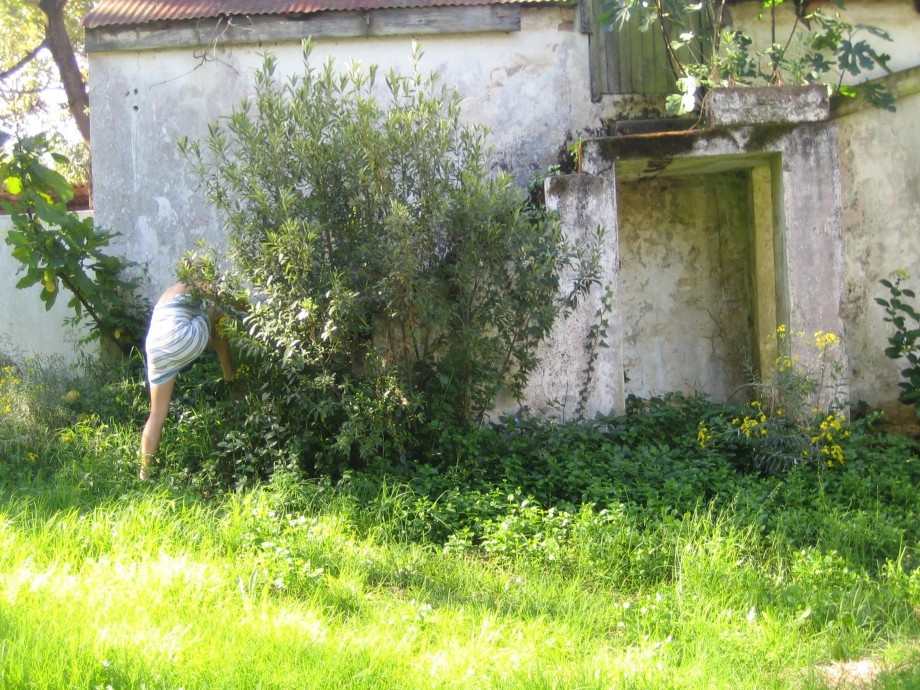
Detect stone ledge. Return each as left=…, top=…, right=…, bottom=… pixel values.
left=704, top=85, right=830, bottom=127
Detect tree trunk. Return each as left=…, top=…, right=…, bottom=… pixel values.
left=38, top=0, right=90, bottom=148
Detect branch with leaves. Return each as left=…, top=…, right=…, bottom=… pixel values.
left=600, top=0, right=895, bottom=114
left=1, top=135, right=149, bottom=355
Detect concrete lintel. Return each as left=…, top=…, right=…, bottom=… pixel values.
left=580, top=127, right=784, bottom=180
left=704, top=85, right=830, bottom=127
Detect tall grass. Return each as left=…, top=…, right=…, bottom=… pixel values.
left=1, top=354, right=920, bottom=688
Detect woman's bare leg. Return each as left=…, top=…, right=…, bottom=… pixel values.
left=140, top=376, right=176, bottom=479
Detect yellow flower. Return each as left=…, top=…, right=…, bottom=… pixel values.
left=814, top=331, right=839, bottom=350
left=697, top=427, right=712, bottom=448
left=26, top=452, right=37, bottom=462
left=3, top=405, right=11, bottom=414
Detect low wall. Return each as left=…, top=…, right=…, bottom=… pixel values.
left=0, top=214, right=99, bottom=363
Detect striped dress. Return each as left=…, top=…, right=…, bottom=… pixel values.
left=145, top=294, right=210, bottom=386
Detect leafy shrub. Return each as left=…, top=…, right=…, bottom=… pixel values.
left=876, top=271, right=920, bottom=407
left=179, top=42, right=598, bottom=482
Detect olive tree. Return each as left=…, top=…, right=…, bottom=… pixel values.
left=180, top=42, right=598, bottom=480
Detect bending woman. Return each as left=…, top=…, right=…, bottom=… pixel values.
left=140, top=282, right=236, bottom=479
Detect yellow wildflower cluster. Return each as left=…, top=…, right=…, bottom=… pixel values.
left=732, top=402, right=769, bottom=438
left=1, top=366, right=22, bottom=390
left=697, top=425, right=713, bottom=448
left=1, top=365, right=22, bottom=415
left=777, top=355, right=795, bottom=372
left=813, top=331, right=840, bottom=351
left=811, top=413, right=849, bottom=467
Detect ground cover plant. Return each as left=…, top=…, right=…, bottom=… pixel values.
left=2, top=350, right=920, bottom=689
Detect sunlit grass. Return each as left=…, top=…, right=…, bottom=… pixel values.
left=3, top=356, right=920, bottom=688
left=0, top=484, right=917, bottom=689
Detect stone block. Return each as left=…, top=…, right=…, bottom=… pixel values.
left=704, top=85, right=830, bottom=127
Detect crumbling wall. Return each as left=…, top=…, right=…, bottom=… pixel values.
left=837, top=90, right=920, bottom=407
left=617, top=172, right=754, bottom=401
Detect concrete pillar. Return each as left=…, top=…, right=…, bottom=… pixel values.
left=520, top=173, right=624, bottom=419
left=775, top=124, right=849, bottom=408
left=750, top=163, right=779, bottom=377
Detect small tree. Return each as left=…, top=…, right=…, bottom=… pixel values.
left=601, top=0, right=894, bottom=114
left=1, top=134, right=148, bottom=355
left=180, top=42, right=598, bottom=479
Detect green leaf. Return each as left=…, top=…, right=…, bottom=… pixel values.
left=3, top=230, right=28, bottom=248
left=31, top=164, right=73, bottom=203
left=3, top=176, right=23, bottom=195
left=837, top=85, right=857, bottom=99
left=34, top=202, right=72, bottom=228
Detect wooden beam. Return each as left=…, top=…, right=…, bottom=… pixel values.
left=830, top=64, right=920, bottom=118
left=86, top=5, right=521, bottom=53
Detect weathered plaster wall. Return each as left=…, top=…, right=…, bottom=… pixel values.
left=730, top=0, right=920, bottom=80
left=66, top=2, right=920, bottom=415
left=87, top=7, right=608, bottom=298
left=577, top=88, right=848, bottom=407
left=516, top=173, right=624, bottom=420
left=837, top=91, right=920, bottom=406
left=722, top=0, right=920, bottom=407
left=617, top=172, right=755, bottom=400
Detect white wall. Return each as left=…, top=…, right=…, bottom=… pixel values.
left=837, top=91, right=920, bottom=406
left=730, top=0, right=920, bottom=82
left=79, top=1, right=920, bottom=409
left=87, top=7, right=608, bottom=300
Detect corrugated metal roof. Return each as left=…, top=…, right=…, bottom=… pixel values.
left=83, top=0, right=552, bottom=30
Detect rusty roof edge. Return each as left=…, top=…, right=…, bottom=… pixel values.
left=83, top=0, right=571, bottom=30
left=85, top=4, right=551, bottom=52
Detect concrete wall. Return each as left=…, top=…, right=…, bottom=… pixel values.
left=518, top=173, right=624, bottom=420
left=87, top=6, right=608, bottom=299
left=730, top=0, right=920, bottom=81
left=837, top=90, right=920, bottom=406
left=573, top=87, right=849, bottom=411
left=617, top=172, right=755, bottom=401
left=10, top=0, right=911, bottom=412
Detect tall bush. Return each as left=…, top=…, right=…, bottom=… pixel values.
left=179, top=42, right=598, bottom=480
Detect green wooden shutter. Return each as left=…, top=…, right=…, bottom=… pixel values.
left=584, top=0, right=706, bottom=99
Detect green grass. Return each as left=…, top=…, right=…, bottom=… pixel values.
left=2, top=356, right=920, bottom=688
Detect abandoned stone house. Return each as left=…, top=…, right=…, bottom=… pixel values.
left=2, top=0, right=919, bottom=419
